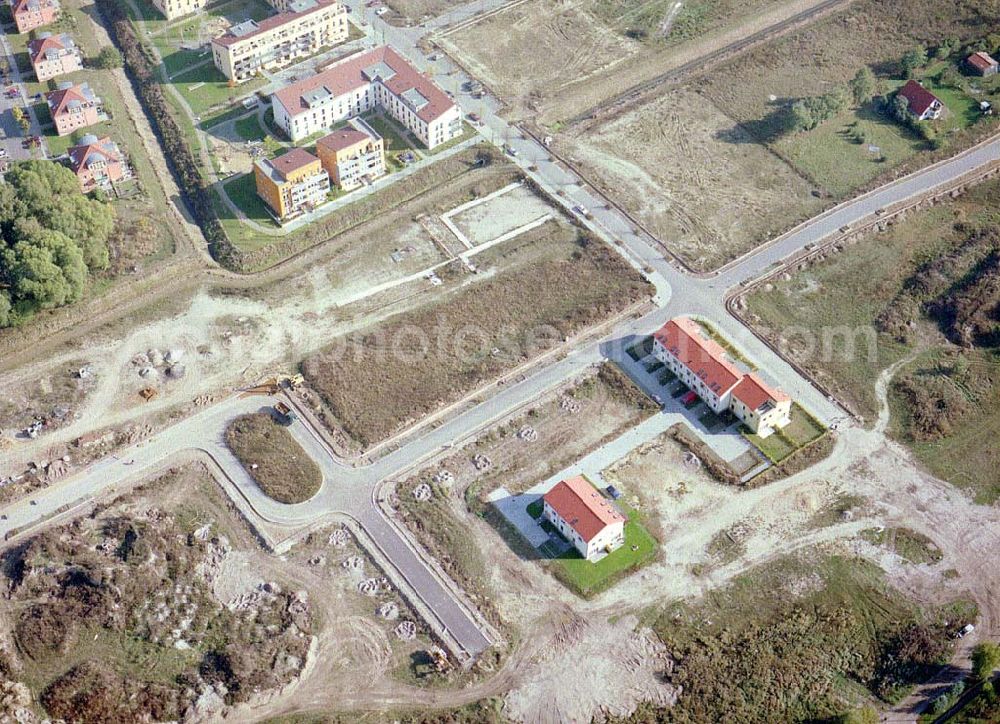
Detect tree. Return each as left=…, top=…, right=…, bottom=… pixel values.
left=850, top=67, right=877, bottom=106
left=10, top=105, right=29, bottom=134
left=3, top=161, right=115, bottom=271
left=1, top=227, right=86, bottom=311
left=0, top=292, right=10, bottom=327
left=838, top=706, right=878, bottom=724
left=973, top=642, right=1000, bottom=681
left=93, top=46, right=123, bottom=70
left=890, top=93, right=912, bottom=123
left=901, top=46, right=928, bottom=78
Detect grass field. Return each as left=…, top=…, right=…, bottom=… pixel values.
left=558, top=87, right=823, bottom=270
left=653, top=553, right=976, bottom=719
left=301, top=227, right=653, bottom=447
left=697, top=0, right=1000, bottom=198
left=745, top=176, right=1000, bottom=502
left=550, top=498, right=657, bottom=598
left=587, top=0, right=781, bottom=45
left=224, top=412, right=323, bottom=503
left=222, top=172, right=279, bottom=226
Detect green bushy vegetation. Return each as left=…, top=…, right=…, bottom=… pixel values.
left=0, top=162, right=115, bottom=327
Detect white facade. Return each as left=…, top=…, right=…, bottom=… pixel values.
left=653, top=337, right=737, bottom=414
left=542, top=500, right=625, bottom=561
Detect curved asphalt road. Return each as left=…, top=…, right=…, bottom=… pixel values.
left=3, top=0, right=1000, bottom=661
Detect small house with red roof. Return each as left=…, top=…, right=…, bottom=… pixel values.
left=653, top=316, right=794, bottom=437
left=967, top=51, right=999, bottom=77
left=45, top=81, right=104, bottom=136
left=543, top=476, right=625, bottom=561
left=28, top=32, right=82, bottom=82
left=67, top=134, right=131, bottom=193
left=11, top=0, right=59, bottom=34
left=898, top=80, right=944, bottom=121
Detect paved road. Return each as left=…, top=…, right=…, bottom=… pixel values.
left=0, top=28, right=47, bottom=160
left=4, top=0, right=1000, bottom=664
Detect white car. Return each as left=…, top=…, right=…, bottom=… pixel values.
left=375, top=6, right=388, bottom=14
left=572, top=205, right=590, bottom=217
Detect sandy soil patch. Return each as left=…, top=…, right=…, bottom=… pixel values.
left=441, top=0, right=640, bottom=116
left=557, top=88, right=823, bottom=270
left=448, top=184, right=555, bottom=246
left=503, top=611, right=676, bottom=723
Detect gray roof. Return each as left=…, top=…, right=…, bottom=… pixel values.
left=302, top=86, right=332, bottom=107
left=227, top=20, right=259, bottom=37
left=361, top=61, right=395, bottom=82
left=400, top=87, right=428, bottom=111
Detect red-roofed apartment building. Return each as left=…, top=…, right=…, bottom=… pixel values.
left=67, top=134, right=131, bottom=193
left=45, top=81, right=104, bottom=136
left=11, top=0, right=59, bottom=34
left=271, top=45, right=461, bottom=149
left=898, top=80, right=944, bottom=121
left=967, top=51, right=999, bottom=77
left=543, top=476, right=625, bottom=561
left=28, top=32, right=82, bottom=82
left=210, top=0, right=347, bottom=83
left=653, top=316, right=792, bottom=436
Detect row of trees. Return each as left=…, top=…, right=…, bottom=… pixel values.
left=784, top=67, right=878, bottom=134
left=93, top=0, right=233, bottom=266
left=0, top=162, right=115, bottom=327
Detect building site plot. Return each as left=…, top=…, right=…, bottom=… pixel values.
left=555, top=88, right=823, bottom=271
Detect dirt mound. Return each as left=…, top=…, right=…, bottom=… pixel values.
left=503, top=612, right=676, bottom=723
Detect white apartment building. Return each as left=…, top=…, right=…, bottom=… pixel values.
left=211, top=0, right=348, bottom=83
left=151, top=0, right=203, bottom=20
left=270, top=45, right=462, bottom=148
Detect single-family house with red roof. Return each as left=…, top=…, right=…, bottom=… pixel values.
left=898, top=79, right=944, bottom=121
left=46, top=81, right=104, bottom=136
left=967, top=51, right=999, bottom=77
left=67, top=134, right=131, bottom=192
left=11, top=0, right=59, bottom=34
left=543, top=476, right=625, bottom=561
left=28, top=32, right=82, bottom=82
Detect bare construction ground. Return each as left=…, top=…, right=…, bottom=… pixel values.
left=556, top=88, right=824, bottom=270
left=301, top=222, right=652, bottom=448
left=383, top=0, right=456, bottom=23
left=440, top=0, right=847, bottom=124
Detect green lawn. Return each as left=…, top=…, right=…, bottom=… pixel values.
left=550, top=496, right=658, bottom=598
left=233, top=113, right=266, bottom=141
left=168, top=63, right=264, bottom=118
left=776, top=105, right=924, bottom=197
left=743, top=403, right=826, bottom=464
left=221, top=172, right=276, bottom=226
left=363, top=112, right=416, bottom=172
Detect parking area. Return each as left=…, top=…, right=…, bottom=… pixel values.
left=0, top=32, right=46, bottom=162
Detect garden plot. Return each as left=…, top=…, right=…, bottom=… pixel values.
left=441, top=182, right=556, bottom=249
left=557, top=88, right=823, bottom=271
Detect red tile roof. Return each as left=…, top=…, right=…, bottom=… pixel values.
left=28, top=33, right=69, bottom=63
left=212, top=0, right=340, bottom=48
left=67, top=135, right=121, bottom=174
left=732, top=372, right=789, bottom=412
left=272, top=46, right=455, bottom=124
left=898, top=80, right=942, bottom=117
left=45, top=83, right=98, bottom=118
left=654, top=317, right=743, bottom=396
left=968, top=51, right=999, bottom=73
left=12, top=0, right=57, bottom=16
left=544, top=476, right=625, bottom=543
left=268, top=147, right=319, bottom=178
left=317, top=127, right=370, bottom=152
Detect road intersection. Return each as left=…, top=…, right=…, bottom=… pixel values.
left=3, top=0, right=1000, bottom=665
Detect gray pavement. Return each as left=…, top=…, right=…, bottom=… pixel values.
left=3, top=0, right=1000, bottom=663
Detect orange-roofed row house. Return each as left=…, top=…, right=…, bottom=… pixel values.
left=653, top=316, right=792, bottom=437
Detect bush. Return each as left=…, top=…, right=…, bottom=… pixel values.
left=973, top=641, right=1000, bottom=680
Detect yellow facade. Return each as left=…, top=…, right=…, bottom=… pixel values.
left=254, top=152, right=329, bottom=220
left=316, top=132, right=385, bottom=190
